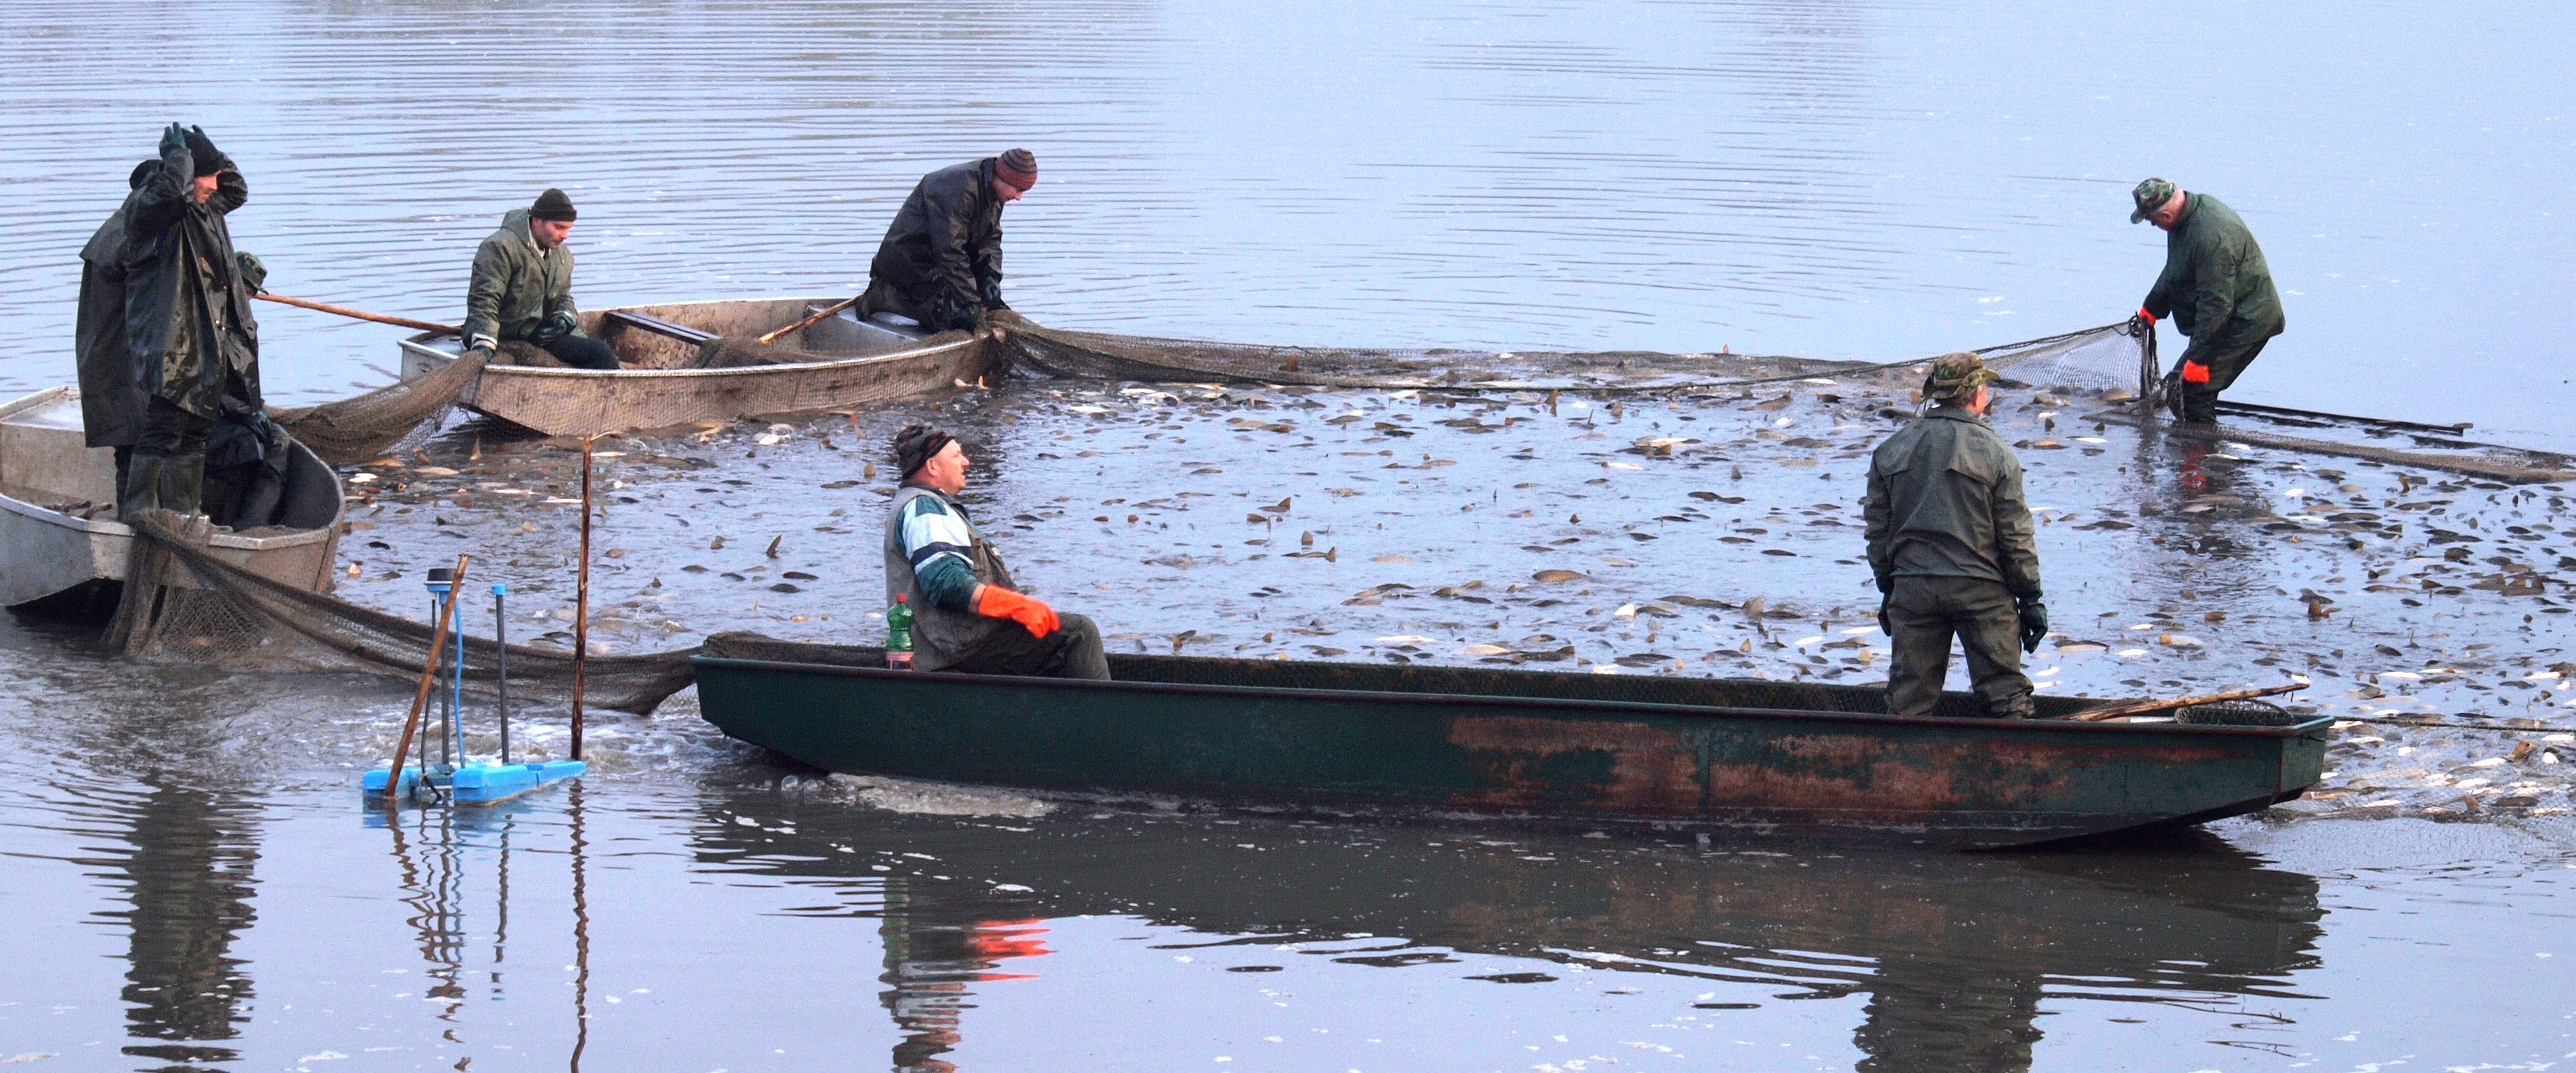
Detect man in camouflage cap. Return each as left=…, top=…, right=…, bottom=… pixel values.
left=2127, top=178, right=2285, bottom=424
left=1862, top=352, right=2046, bottom=719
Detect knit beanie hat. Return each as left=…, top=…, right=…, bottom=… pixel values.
left=530, top=187, right=579, bottom=222
left=995, top=148, right=1037, bottom=190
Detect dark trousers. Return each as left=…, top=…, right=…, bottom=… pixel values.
left=1885, top=575, right=2033, bottom=719
left=942, top=611, right=1111, bottom=680
left=136, top=396, right=213, bottom=455
left=541, top=334, right=621, bottom=370
left=2177, top=337, right=2269, bottom=423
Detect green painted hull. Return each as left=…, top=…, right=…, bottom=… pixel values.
left=692, top=634, right=2326, bottom=847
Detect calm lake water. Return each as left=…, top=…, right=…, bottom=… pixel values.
left=4, top=2, right=2575, bottom=1071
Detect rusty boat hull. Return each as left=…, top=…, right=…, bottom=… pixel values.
left=691, top=635, right=2327, bottom=848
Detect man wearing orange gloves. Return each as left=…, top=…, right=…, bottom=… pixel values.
left=881, top=424, right=1109, bottom=679
left=2127, top=177, right=2285, bottom=425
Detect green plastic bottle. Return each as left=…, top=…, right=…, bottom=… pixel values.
left=885, top=594, right=915, bottom=670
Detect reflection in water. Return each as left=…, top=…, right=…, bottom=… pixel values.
left=702, top=807, right=2321, bottom=1073
left=376, top=790, right=595, bottom=1072
left=105, top=778, right=261, bottom=1072
left=875, top=879, right=1052, bottom=1073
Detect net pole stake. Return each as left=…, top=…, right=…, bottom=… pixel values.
left=493, top=583, right=510, bottom=766
left=572, top=437, right=593, bottom=761
left=384, top=554, right=472, bottom=809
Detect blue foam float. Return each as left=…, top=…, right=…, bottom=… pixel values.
left=363, top=760, right=586, bottom=805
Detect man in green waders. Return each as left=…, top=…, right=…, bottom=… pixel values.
left=882, top=424, right=1108, bottom=679
left=2128, top=178, right=2285, bottom=425
left=1863, top=352, right=2046, bottom=719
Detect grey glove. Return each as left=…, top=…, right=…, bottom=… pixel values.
left=159, top=122, right=187, bottom=157
left=528, top=310, right=577, bottom=346
left=1877, top=594, right=1893, bottom=640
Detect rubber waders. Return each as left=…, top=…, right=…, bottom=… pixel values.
left=120, top=454, right=168, bottom=519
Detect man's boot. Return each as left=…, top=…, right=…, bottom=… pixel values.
left=162, top=453, right=208, bottom=517
left=119, top=453, right=168, bottom=519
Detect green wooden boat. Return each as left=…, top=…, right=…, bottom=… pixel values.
left=692, top=633, right=2328, bottom=848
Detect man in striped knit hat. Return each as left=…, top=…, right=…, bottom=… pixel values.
left=859, top=149, right=1037, bottom=333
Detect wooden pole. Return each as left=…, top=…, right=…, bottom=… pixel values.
left=756, top=296, right=859, bottom=345
left=384, top=554, right=472, bottom=806
left=255, top=292, right=459, bottom=335
left=571, top=437, right=593, bottom=761
left=2066, top=682, right=2307, bottom=723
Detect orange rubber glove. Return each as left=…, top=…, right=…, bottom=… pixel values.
left=2180, top=359, right=2210, bottom=384
left=973, top=585, right=1059, bottom=638
left=2135, top=306, right=2156, bottom=326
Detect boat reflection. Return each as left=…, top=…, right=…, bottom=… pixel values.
left=693, top=804, right=2321, bottom=1073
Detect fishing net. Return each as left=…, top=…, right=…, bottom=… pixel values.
left=994, top=318, right=2157, bottom=399
left=269, top=348, right=488, bottom=465
left=105, top=512, right=698, bottom=714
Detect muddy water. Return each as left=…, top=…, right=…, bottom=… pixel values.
left=7, top=1, right=2576, bottom=1070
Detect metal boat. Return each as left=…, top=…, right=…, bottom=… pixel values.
left=0, top=387, right=345, bottom=615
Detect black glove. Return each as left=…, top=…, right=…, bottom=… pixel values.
left=1877, top=594, right=1893, bottom=640
left=529, top=310, right=577, bottom=345
left=159, top=122, right=187, bottom=157
left=2016, top=596, right=2049, bottom=654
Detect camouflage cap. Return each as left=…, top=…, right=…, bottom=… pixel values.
left=1923, top=351, right=1999, bottom=401
left=2129, top=177, right=2177, bottom=224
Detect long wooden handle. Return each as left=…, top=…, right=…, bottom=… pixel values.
left=2067, top=682, right=2306, bottom=722
left=384, top=554, right=472, bottom=806
left=757, top=296, right=858, bottom=345
left=257, top=292, right=459, bottom=335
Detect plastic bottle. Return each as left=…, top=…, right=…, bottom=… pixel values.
left=886, top=594, right=915, bottom=670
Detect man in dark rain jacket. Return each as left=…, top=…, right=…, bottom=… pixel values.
left=116, top=123, right=264, bottom=518
left=858, top=149, right=1036, bottom=333
left=1863, top=352, right=2046, bottom=720
left=2128, top=178, right=2285, bottom=425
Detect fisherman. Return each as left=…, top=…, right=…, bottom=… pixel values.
left=76, top=158, right=162, bottom=496
left=113, top=124, right=266, bottom=518
left=460, top=189, right=621, bottom=370
left=857, top=149, right=1036, bottom=333
left=884, top=423, right=1109, bottom=679
left=1862, top=352, right=2047, bottom=719
left=2127, top=178, right=2285, bottom=425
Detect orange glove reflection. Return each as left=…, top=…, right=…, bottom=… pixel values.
left=973, top=585, right=1059, bottom=638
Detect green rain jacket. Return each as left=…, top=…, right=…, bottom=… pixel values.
left=120, top=143, right=259, bottom=421
left=1863, top=406, right=2043, bottom=598
left=2141, top=193, right=2285, bottom=357
left=462, top=207, right=578, bottom=352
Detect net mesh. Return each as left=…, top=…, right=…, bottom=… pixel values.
left=268, top=348, right=488, bottom=466
left=994, top=318, right=2156, bottom=398
left=107, top=512, right=698, bottom=714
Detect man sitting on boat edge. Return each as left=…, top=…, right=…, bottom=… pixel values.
left=459, top=188, right=623, bottom=371
left=883, top=423, right=1109, bottom=679
left=857, top=149, right=1034, bottom=334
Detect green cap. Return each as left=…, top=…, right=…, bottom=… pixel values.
left=1924, top=351, right=1999, bottom=401
left=2129, top=177, right=2177, bottom=224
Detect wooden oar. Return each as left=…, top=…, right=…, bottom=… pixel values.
left=256, top=292, right=458, bottom=335
left=757, top=296, right=858, bottom=345
left=2065, top=682, right=2306, bottom=722
left=383, top=554, right=472, bottom=807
